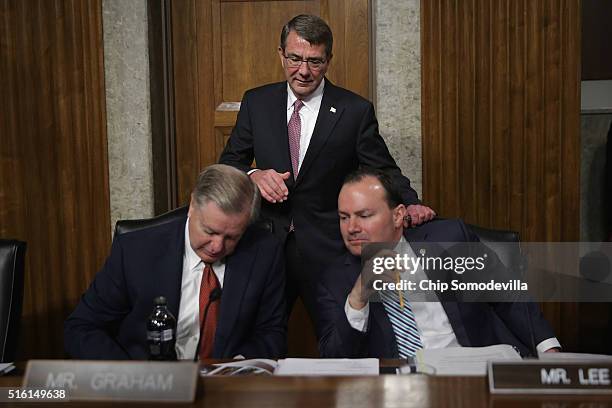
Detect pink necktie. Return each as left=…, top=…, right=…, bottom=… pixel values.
left=288, top=99, right=304, bottom=179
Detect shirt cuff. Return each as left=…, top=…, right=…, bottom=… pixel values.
left=536, top=337, right=562, bottom=353
left=247, top=168, right=259, bottom=175
left=344, top=296, right=369, bottom=332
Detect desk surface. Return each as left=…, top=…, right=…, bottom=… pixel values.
left=2, top=365, right=612, bottom=407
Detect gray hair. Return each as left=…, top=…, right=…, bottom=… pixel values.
left=280, top=14, right=333, bottom=58
left=192, top=164, right=260, bottom=223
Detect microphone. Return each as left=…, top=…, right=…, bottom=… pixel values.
left=193, top=287, right=222, bottom=361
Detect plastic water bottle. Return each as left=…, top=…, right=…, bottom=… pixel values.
left=146, top=296, right=177, bottom=360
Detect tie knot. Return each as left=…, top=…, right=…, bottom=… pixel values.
left=293, top=99, right=304, bottom=113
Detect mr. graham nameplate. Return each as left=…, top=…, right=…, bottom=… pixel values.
left=488, top=361, right=612, bottom=394
left=24, top=360, right=198, bottom=402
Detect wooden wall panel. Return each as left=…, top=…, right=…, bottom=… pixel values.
left=0, top=0, right=110, bottom=358
left=422, top=0, right=581, bottom=349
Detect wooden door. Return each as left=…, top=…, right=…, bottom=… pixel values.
left=169, top=0, right=371, bottom=356
left=170, top=0, right=371, bottom=204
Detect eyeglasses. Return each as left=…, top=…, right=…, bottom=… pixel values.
left=283, top=53, right=327, bottom=70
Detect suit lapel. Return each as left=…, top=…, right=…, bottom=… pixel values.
left=212, top=240, right=256, bottom=356
left=439, top=302, right=471, bottom=346
left=154, top=218, right=186, bottom=319
left=295, top=80, right=343, bottom=186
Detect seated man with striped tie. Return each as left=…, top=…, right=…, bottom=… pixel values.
left=65, top=164, right=286, bottom=360
left=315, top=168, right=560, bottom=358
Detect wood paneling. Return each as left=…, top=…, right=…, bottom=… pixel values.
left=171, top=0, right=371, bottom=204
left=422, top=0, right=581, bottom=349
left=0, top=0, right=110, bottom=358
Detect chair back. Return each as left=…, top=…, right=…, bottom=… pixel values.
left=466, top=224, right=521, bottom=270
left=114, top=206, right=189, bottom=236
left=0, top=239, right=26, bottom=362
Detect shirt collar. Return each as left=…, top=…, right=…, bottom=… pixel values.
left=184, top=217, right=202, bottom=272
left=286, top=78, right=325, bottom=113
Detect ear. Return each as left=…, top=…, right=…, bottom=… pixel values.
left=187, top=194, right=195, bottom=218
left=392, top=204, right=407, bottom=229
left=278, top=47, right=286, bottom=66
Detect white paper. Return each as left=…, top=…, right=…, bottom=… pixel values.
left=414, top=345, right=522, bottom=376
left=274, top=358, right=379, bottom=376
left=203, top=359, right=278, bottom=376
left=0, top=362, right=15, bottom=375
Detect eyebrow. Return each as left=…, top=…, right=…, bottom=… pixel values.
left=286, top=52, right=325, bottom=60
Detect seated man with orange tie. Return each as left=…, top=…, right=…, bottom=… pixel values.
left=65, top=164, right=286, bottom=360
left=316, top=168, right=560, bottom=358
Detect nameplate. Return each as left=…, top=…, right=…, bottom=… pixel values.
left=488, top=361, right=612, bottom=394
left=23, top=360, right=198, bottom=402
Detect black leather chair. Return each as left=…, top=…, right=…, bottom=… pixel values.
left=115, top=205, right=274, bottom=237
left=114, top=206, right=189, bottom=236
left=0, top=239, right=26, bottom=362
left=466, top=223, right=521, bottom=270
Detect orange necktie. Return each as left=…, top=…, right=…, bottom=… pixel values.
left=198, top=263, right=220, bottom=360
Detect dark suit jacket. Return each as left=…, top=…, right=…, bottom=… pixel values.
left=219, top=80, right=419, bottom=270
left=316, top=219, right=556, bottom=358
left=64, top=217, right=286, bottom=360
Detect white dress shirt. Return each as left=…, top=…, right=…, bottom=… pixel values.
left=175, top=218, right=226, bottom=360
left=285, top=79, right=325, bottom=172
left=345, top=237, right=561, bottom=353
left=248, top=79, right=325, bottom=176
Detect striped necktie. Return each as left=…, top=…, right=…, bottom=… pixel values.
left=288, top=99, right=304, bottom=179
left=380, top=288, right=423, bottom=358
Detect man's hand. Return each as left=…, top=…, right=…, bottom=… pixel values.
left=405, top=204, right=436, bottom=227
left=348, top=249, right=399, bottom=310
left=249, top=169, right=291, bottom=203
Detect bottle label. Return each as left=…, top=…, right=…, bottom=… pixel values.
left=160, top=329, right=174, bottom=341
left=147, top=329, right=174, bottom=342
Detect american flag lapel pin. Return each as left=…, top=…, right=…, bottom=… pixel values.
left=330, top=107, right=336, bottom=113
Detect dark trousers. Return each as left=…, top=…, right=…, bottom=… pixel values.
left=284, top=232, right=319, bottom=328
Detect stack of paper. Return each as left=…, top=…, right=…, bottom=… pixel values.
left=0, top=362, right=15, bottom=375
left=201, top=358, right=379, bottom=376
left=401, top=345, right=522, bottom=376
left=274, top=358, right=379, bottom=376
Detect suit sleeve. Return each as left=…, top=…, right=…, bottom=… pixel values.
left=234, top=239, right=287, bottom=358
left=218, top=92, right=255, bottom=172
left=316, top=277, right=369, bottom=358
left=64, top=237, right=132, bottom=359
left=355, top=102, right=419, bottom=205
left=456, top=220, right=556, bottom=355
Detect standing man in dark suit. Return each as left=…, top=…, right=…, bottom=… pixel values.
left=316, top=168, right=560, bottom=358
left=65, top=164, right=286, bottom=360
left=219, top=14, right=435, bottom=324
